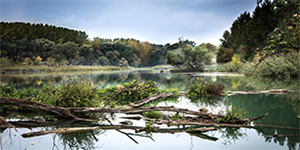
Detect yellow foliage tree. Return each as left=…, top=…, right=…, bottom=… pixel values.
left=231, top=54, right=241, bottom=68
left=35, top=56, right=42, bottom=65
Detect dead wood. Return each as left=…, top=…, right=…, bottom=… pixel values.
left=187, top=132, right=218, bottom=141
left=68, top=106, right=225, bottom=119
left=146, top=118, right=256, bottom=128
left=186, top=127, right=217, bottom=133
left=265, top=134, right=300, bottom=138
left=22, top=126, right=103, bottom=138
left=227, top=89, right=294, bottom=95
left=21, top=125, right=184, bottom=138
left=0, top=97, right=82, bottom=120
left=6, top=119, right=83, bottom=129
left=119, top=116, right=143, bottom=120
left=129, top=93, right=176, bottom=108
left=0, top=116, right=17, bottom=131
left=242, top=113, right=269, bottom=122
left=1, top=97, right=269, bottom=127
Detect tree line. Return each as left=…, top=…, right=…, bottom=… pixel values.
left=0, top=22, right=217, bottom=67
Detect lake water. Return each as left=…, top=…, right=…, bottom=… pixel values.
left=1, top=69, right=299, bottom=150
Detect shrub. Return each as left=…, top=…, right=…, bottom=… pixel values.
left=0, top=58, right=12, bottom=67
left=246, top=51, right=300, bottom=78
left=216, top=54, right=243, bottom=72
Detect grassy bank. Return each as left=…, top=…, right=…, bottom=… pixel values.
left=0, top=65, right=130, bottom=74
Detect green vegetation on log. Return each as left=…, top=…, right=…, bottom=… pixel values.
left=0, top=79, right=180, bottom=108
left=0, top=78, right=225, bottom=108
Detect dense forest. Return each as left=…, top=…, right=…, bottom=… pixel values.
left=0, top=22, right=216, bottom=67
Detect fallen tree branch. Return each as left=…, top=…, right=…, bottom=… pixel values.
left=0, top=116, right=17, bottom=131
left=187, top=132, right=218, bottom=141
left=129, top=93, right=176, bottom=108
left=265, top=134, right=300, bottom=138
left=68, top=106, right=225, bottom=119
left=227, top=89, right=294, bottom=95
left=242, top=113, right=269, bottom=122
left=0, top=97, right=82, bottom=120
left=21, top=125, right=184, bottom=138
left=22, top=126, right=102, bottom=138
left=1, top=97, right=269, bottom=127
left=146, top=117, right=257, bottom=128
left=186, top=127, right=217, bottom=133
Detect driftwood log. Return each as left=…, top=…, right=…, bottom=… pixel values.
left=186, top=127, right=217, bottom=133
left=227, top=89, right=294, bottom=95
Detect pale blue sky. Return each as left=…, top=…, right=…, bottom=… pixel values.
left=0, top=0, right=257, bottom=45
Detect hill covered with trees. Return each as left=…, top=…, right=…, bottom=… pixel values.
left=0, top=22, right=216, bottom=68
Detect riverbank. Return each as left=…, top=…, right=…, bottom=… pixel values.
left=0, top=65, right=130, bottom=74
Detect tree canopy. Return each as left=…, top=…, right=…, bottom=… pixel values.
left=217, top=0, right=299, bottom=63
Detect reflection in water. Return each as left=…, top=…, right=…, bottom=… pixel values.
left=219, top=128, right=247, bottom=146
left=57, top=130, right=104, bottom=150
left=229, top=94, right=300, bottom=149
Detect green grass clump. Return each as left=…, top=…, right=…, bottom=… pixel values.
left=187, top=77, right=224, bottom=97
left=50, top=79, right=103, bottom=107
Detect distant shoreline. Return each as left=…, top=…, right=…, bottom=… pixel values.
left=0, top=65, right=130, bottom=74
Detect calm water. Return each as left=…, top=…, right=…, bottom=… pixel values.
left=1, top=70, right=299, bottom=150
